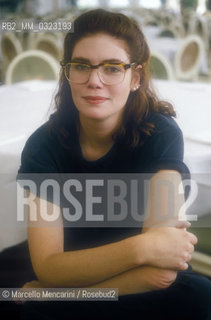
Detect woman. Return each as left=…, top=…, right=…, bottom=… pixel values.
left=18, top=9, right=211, bottom=320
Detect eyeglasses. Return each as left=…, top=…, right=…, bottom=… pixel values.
left=60, top=61, right=138, bottom=85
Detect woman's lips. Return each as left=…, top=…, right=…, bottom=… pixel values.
left=83, top=96, right=109, bottom=104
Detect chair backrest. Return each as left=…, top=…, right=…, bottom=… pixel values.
left=174, top=35, right=204, bottom=81
left=5, top=49, right=60, bottom=85
left=149, top=51, right=174, bottom=80
left=1, top=32, right=23, bottom=65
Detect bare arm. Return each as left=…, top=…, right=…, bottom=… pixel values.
left=32, top=232, right=143, bottom=288
left=24, top=265, right=177, bottom=296
left=27, top=196, right=145, bottom=287
left=87, top=266, right=177, bottom=295
left=141, top=170, right=197, bottom=270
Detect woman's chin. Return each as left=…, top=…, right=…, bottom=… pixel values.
left=80, top=110, right=111, bottom=121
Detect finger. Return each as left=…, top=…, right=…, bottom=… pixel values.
left=175, top=220, right=191, bottom=229
left=188, top=243, right=195, bottom=254
left=189, top=233, right=198, bottom=245
left=185, top=253, right=192, bottom=262
left=181, top=262, right=189, bottom=271
left=22, top=282, right=30, bottom=288
left=24, top=280, right=42, bottom=288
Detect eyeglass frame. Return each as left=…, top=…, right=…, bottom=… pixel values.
left=60, top=60, right=140, bottom=85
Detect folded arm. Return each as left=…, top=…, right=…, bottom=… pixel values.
left=26, top=170, right=197, bottom=290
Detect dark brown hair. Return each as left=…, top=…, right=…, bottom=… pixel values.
left=52, top=9, right=176, bottom=148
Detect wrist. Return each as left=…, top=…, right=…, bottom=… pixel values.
left=127, top=233, right=149, bottom=267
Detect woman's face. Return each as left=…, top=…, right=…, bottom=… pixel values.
left=69, top=33, right=140, bottom=124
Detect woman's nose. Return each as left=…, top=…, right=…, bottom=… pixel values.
left=87, top=69, right=103, bottom=87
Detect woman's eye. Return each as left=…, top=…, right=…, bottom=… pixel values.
left=74, top=64, right=89, bottom=71
left=104, top=65, right=122, bottom=73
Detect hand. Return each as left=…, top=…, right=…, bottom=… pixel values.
left=14, top=280, right=44, bottom=304
left=22, top=280, right=44, bottom=288
left=140, top=221, right=197, bottom=270
left=141, top=266, right=178, bottom=290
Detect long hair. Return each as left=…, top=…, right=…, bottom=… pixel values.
left=51, top=9, right=176, bottom=148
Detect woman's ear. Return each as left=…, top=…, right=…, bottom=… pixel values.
left=130, top=64, right=142, bottom=92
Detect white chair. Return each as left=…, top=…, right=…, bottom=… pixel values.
left=5, top=49, right=60, bottom=85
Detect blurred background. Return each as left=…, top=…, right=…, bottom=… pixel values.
left=0, top=0, right=211, bottom=84
left=0, top=0, right=211, bottom=279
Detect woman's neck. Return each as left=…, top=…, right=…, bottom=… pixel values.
left=79, top=116, right=121, bottom=160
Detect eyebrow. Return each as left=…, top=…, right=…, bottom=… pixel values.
left=71, top=57, right=126, bottom=64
